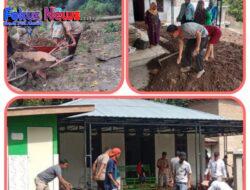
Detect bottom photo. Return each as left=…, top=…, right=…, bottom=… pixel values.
left=6, top=98, right=244, bottom=190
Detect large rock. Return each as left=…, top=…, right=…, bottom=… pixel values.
left=129, top=25, right=149, bottom=48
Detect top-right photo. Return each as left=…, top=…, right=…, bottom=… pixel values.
left=128, top=0, right=243, bottom=92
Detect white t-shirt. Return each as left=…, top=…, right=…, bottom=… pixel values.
left=95, top=153, right=110, bottom=181
left=208, top=181, right=232, bottom=190
left=171, top=157, right=179, bottom=172
left=207, top=159, right=227, bottom=179
left=174, top=161, right=192, bottom=183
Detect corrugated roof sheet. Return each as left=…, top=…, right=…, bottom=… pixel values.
left=63, top=99, right=225, bottom=120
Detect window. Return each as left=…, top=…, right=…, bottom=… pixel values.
left=157, top=0, right=164, bottom=12
left=175, top=134, right=188, bottom=155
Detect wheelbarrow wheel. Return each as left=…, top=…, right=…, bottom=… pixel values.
left=8, top=67, right=28, bottom=87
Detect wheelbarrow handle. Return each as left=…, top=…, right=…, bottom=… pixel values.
left=48, top=55, right=74, bottom=68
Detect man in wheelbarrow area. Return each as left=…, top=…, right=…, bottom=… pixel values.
left=166, top=22, right=208, bottom=79
left=35, top=159, right=72, bottom=190
left=51, top=20, right=83, bottom=61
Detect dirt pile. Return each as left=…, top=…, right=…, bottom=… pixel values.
left=144, top=28, right=243, bottom=92
left=30, top=38, right=56, bottom=47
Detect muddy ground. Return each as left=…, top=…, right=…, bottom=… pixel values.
left=134, top=22, right=243, bottom=92
left=14, top=21, right=121, bottom=92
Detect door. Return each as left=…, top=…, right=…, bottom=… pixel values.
left=133, top=0, right=145, bottom=21
left=125, top=132, right=155, bottom=177
left=28, top=127, right=54, bottom=190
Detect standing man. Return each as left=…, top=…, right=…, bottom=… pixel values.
left=157, top=152, right=169, bottom=190
left=93, top=149, right=111, bottom=190
left=173, top=152, right=192, bottom=190
left=177, top=0, right=195, bottom=24
left=35, top=159, right=72, bottom=190
left=104, top=148, right=122, bottom=190
left=166, top=22, right=208, bottom=78
left=205, top=152, right=227, bottom=183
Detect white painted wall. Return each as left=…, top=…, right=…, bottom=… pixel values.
left=27, top=127, right=53, bottom=190
left=154, top=134, right=175, bottom=178
left=130, top=0, right=227, bottom=24
left=129, top=0, right=135, bottom=23
left=9, top=156, right=29, bottom=190
left=60, top=133, right=85, bottom=189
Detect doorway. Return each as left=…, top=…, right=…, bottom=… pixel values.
left=133, top=0, right=145, bottom=21
left=125, top=131, right=155, bottom=176
left=28, top=127, right=53, bottom=190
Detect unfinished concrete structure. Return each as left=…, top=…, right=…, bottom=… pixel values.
left=189, top=99, right=243, bottom=178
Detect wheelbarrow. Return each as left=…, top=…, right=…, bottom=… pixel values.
left=8, top=51, right=73, bottom=87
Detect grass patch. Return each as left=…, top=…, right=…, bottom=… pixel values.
left=104, top=22, right=121, bottom=33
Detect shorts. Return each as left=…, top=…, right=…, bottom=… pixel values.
left=34, top=177, right=49, bottom=190
left=209, top=29, right=222, bottom=44
left=158, top=174, right=168, bottom=187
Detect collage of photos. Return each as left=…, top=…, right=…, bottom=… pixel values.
left=3, top=0, right=245, bottom=190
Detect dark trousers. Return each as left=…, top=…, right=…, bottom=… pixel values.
left=96, top=180, right=105, bottom=190
left=182, top=37, right=208, bottom=72
left=68, top=33, right=81, bottom=55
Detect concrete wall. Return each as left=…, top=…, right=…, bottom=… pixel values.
left=155, top=134, right=175, bottom=178
left=129, top=0, right=135, bottom=23
left=187, top=134, right=206, bottom=184
left=102, top=133, right=126, bottom=167
left=188, top=100, right=243, bottom=177
left=60, top=133, right=85, bottom=189
left=155, top=134, right=205, bottom=184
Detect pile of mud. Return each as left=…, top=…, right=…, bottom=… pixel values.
left=144, top=26, right=243, bottom=92
left=31, top=38, right=56, bottom=47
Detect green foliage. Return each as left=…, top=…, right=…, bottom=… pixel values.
left=10, top=99, right=72, bottom=107
left=153, top=99, right=190, bottom=107
left=224, top=0, right=243, bottom=22
left=79, top=0, right=121, bottom=16
left=104, top=22, right=121, bottom=33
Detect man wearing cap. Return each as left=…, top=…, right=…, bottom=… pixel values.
left=93, top=149, right=112, bottom=190
left=205, top=152, right=227, bottom=183
left=173, top=152, right=192, bottom=190
left=166, top=22, right=208, bottom=78
left=104, top=148, right=121, bottom=190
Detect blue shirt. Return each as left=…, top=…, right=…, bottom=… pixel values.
left=104, top=159, right=120, bottom=190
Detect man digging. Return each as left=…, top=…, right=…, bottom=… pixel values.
left=35, top=159, right=72, bottom=190
left=167, top=22, right=208, bottom=78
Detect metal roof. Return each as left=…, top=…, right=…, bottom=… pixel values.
left=63, top=99, right=225, bottom=121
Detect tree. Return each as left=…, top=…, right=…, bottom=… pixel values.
left=152, top=99, right=190, bottom=107
left=224, top=0, right=243, bottom=22
left=10, top=99, right=72, bottom=107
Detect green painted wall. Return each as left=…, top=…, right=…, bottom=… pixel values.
left=8, top=115, right=58, bottom=155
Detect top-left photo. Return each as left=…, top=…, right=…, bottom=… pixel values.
left=5, top=0, right=122, bottom=92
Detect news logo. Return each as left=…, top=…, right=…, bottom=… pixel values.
left=3, top=7, right=81, bottom=26
left=4, top=7, right=42, bottom=26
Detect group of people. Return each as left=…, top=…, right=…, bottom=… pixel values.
left=92, top=148, right=122, bottom=190
left=153, top=151, right=232, bottom=190
left=155, top=151, right=192, bottom=190
left=34, top=148, right=122, bottom=190
left=34, top=149, right=232, bottom=190
left=145, top=0, right=222, bottom=79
